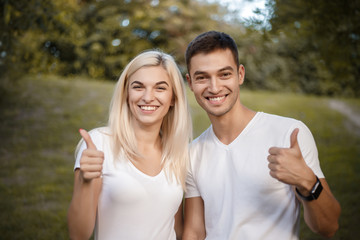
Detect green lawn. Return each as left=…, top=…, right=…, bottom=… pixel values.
left=1, top=75, right=359, bottom=239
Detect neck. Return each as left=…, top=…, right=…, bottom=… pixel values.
left=132, top=120, right=162, bottom=153
left=209, top=101, right=256, bottom=145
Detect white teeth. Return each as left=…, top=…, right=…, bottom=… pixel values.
left=209, top=96, right=225, bottom=102
left=141, top=106, right=157, bottom=111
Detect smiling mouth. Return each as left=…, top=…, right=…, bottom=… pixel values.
left=206, top=95, right=227, bottom=103
left=139, top=105, right=158, bottom=111
left=208, top=96, right=225, bottom=101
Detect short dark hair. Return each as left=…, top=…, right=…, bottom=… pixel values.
left=185, top=31, right=239, bottom=72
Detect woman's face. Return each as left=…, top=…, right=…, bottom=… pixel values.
left=127, top=65, right=174, bottom=128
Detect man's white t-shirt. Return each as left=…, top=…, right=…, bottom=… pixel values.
left=185, top=112, right=324, bottom=240
left=75, top=127, right=183, bottom=240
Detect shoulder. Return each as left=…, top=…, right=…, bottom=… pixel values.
left=262, top=112, right=311, bottom=134
left=87, top=127, right=112, bottom=149
left=254, top=112, right=315, bottom=146
left=258, top=112, right=305, bottom=132
left=260, top=112, right=299, bottom=125
left=190, top=126, right=212, bottom=148
left=88, top=127, right=111, bottom=138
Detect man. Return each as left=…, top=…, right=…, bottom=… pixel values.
left=183, top=31, right=340, bottom=240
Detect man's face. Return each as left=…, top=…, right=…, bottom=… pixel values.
left=186, top=49, right=245, bottom=118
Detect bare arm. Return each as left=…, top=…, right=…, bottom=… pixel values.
left=268, top=128, right=340, bottom=238
left=174, top=200, right=184, bottom=240
left=183, top=197, right=206, bottom=240
left=67, top=170, right=102, bottom=239
left=295, top=178, right=341, bottom=238
left=67, top=129, right=104, bottom=240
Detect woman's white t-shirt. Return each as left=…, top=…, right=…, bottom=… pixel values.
left=75, top=127, right=183, bottom=240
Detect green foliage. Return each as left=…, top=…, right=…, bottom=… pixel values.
left=1, top=0, right=359, bottom=97
left=1, top=0, right=228, bottom=81
left=255, top=0, right=360, bottom=96
left=0, top=0, right=81, bottom=78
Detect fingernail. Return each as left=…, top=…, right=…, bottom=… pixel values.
left=79, top=128, right=83, bottom=133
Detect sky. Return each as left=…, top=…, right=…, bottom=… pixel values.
left=208, top=0, right=267, bottom=21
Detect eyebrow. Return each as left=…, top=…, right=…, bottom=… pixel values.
left=193, top=66, right=235, bottom=76
left=156, top=81, right=170, bottom=86
left=130, top=80, right=169, bottom=86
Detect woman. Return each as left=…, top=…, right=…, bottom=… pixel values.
left=67, top=50, right=192, bottom=240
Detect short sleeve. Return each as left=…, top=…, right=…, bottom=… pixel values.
left=73, top=128, right=107, bottom=171
left=296, top=121, right=325, bottom=178
left=185, top=163, right=201, bottom=198
left=74, top=139, right=86, bottom=170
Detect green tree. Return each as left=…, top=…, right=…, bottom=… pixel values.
left=265, top=0, right=360, bottom=96
left=0, top=0, right=81, bottom=79
left=74, top=0, right=228, bottom=79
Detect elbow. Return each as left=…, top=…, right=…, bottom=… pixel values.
left=67, top=211, right=94, bottom=240
left=318, top=209, right=341, bottom=239
left=324, top=203, right=341, bottom=238
left=320, top=222, right=339, bottom=239
left=68, top=228, right=91, bottom=240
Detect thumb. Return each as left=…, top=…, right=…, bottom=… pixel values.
left=290, top=128, right=300, bottom=149
left=79, top=129, right=97, bottom=150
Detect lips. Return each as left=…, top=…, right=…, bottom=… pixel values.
left=206, top=94, right=227, bottom=104
left=139, top=105, right=158, bottom=111
left=208, top=96, right=225, bottom=102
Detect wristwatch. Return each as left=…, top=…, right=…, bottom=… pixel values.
left=296, top=176, right=323, bottom=201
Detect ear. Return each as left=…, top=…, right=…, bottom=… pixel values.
left=186, top=73, right=193, bottom=91
left=238, top=65, right=245, bottom=85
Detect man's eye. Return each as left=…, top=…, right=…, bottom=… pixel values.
left=196, top=76, right=207, bottom=81
left=222, top=72, right=231, bottom=77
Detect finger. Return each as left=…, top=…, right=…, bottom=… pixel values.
left=267, top=154, right=278, bottom=163
left=79, top=129, right=97, bottom=150
left=80, top=154, right=104, bottom=165
left=83, top=171, right=102, bottom=180
left=290, top=128, right=300, bottom=149
left=81, top=164, right=103, bottom=172
left=82, top=148, right=104, bottom=158
left=268, top=146, right=281, bottom=155
left=268, top=162, right=276, bottom=170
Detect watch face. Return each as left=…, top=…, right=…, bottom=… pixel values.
left=311, top=180, right=321, bottom=194
left=296, top=176, right=323, bottom=201
left=312, top=177, right=323, bottom=200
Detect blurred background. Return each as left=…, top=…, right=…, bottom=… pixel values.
left=0, top=0, right=359, bottom=239
left=1, top=0, right=359, bottom=96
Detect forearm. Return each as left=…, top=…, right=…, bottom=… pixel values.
left=182, top=230, right=206, bottom=240
left=68, top=173, right=101, bottom=239
left=174, top=202, right=184, bottom=240
left=183, top=197, right=206, bottom=240
left=300, top=180, right=341, bottom=238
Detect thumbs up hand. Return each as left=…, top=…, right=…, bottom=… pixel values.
left=267, top=128, right=316, bottom=190
left=79, top=129, right=104, bottom=182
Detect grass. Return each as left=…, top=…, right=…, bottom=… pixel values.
left=0, top=75, right=359, bottom=239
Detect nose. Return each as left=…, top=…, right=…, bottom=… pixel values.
left=143, top=88, right=155, bottom=103
left=208, top=78, right=221, bottom=94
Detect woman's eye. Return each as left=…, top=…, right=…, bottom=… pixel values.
left=157, top=86, right=167, bottom=90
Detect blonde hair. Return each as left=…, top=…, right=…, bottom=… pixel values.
left=108, top=50, right=192, bottom=189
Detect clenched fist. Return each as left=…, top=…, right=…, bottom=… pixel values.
left=79, top=129, right=104, bottom=182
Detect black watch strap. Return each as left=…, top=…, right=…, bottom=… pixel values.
left=296, top=176, right=323, bottom=201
